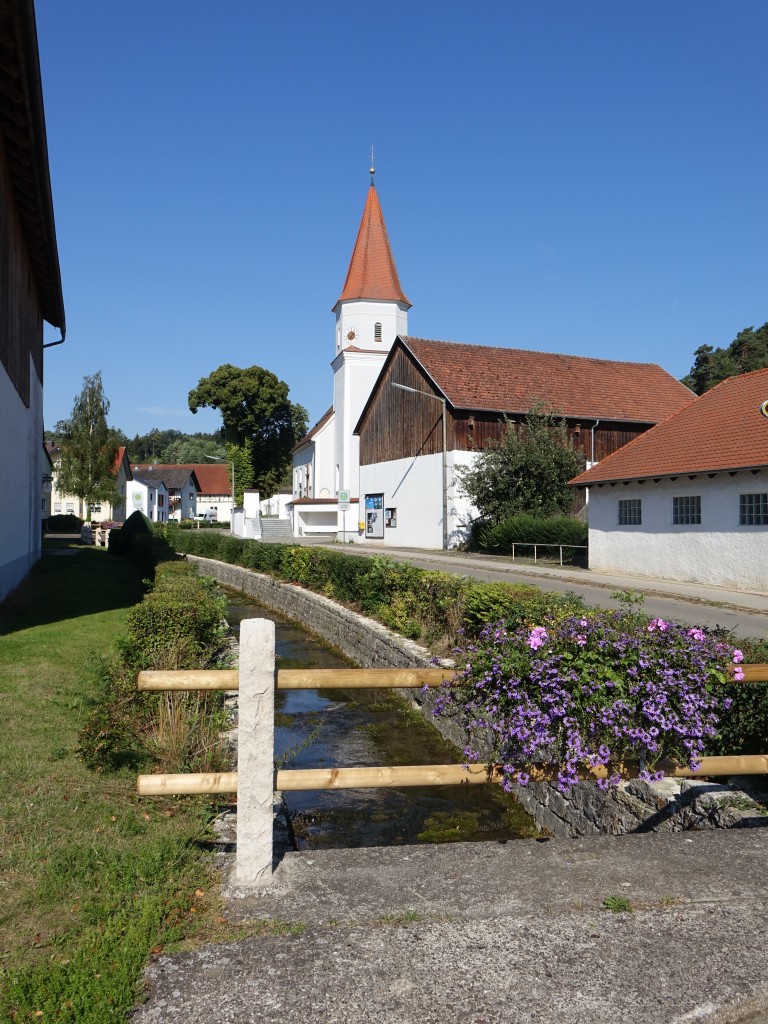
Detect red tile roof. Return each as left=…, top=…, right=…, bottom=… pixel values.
left=336, top=184, right=411, bottom=308
left=570, top=368, right=768, bottom=485
left=132, top=463, right=230, bottom=494
left=401, top=337, right=695, bottom=423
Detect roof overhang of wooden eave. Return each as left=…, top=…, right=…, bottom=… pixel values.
left=0, top=0, right=65, bottom=334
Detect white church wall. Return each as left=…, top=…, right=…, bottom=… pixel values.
left=333, top=351, right=388, bottom=497
left=0, top=359, right=43, bottom=601
left=334, top=298, right=408, bottom=355
left=588, top=472, right=768, bottom=591
left=312, top=413, right=335, bottom=498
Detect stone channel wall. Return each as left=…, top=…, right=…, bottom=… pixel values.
left=188, top=554, right=765, bottom=838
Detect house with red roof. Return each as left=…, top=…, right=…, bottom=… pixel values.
left=569, top=368, right=768, bottom=591
left=291, top=170, right=694, bottom=548
left=132, top=463, right=233, bottom=523
left=48, top=445, right=132, bottom=522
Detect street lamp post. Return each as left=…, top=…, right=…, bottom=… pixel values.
left=204, top=455, right=236, bottom=530
left=390, top=382, right=448, bottom=550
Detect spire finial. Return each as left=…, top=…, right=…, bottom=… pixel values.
left=370, top=145, right=375, bottom=184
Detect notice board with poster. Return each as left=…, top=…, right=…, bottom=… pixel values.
left=364, top=494, right=384, bottom=539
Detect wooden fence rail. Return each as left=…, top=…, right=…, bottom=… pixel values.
left=136, top=620, right=768, bottom=885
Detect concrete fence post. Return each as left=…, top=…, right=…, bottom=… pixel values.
left=236, top=617, right=275, bottom=884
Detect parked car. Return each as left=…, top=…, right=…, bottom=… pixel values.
left=193, top=510, right=218, bottom=522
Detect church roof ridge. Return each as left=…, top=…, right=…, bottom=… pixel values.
left=336, top=183, right=411, bottom=308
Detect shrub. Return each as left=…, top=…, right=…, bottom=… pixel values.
left=433, top=613, right=743, bottom=793
left=461, top=581, right=584, bottom=635
left=79, top=562, right=229, bottom=773
left=473, top=514, right=587, bottom=553
left=46, top=513, right=83, bottom=532
left=706, top=635, right=768, bottom=757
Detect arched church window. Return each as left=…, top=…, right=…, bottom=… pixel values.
left=374, top=322, right=382, bottom=343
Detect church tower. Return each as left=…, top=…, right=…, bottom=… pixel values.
left=332, top=171, right=410, bottom=500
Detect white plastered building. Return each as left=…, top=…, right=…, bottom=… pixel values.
left=570, top=368, right=768, bottom=592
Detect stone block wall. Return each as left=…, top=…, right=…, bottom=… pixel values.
left=188, top=554, right=766, bottom=838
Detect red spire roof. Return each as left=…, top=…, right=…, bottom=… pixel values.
left=336, top=184, right=411, bottom=308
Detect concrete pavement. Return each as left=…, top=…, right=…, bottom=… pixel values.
left=132, top=828, right=768, bottom=1024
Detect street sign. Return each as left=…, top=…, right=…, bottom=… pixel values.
left=338, top=489, right=351, bottom=511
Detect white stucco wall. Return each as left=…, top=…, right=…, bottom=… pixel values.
left=1, top=360, right=43, bottom=601
left=334, top=298, right=408, bottom=356
left=196, top=494, right=232, bottom=523
left=333, top=350, right=388, bottom=497
left=358, top=450, right=479, bottom=549
left=128, top=479, right=169, bottom=523
left=587, top=471, right=768, bottom=591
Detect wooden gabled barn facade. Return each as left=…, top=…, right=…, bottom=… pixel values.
left=355, top=337, right=695, bottom=549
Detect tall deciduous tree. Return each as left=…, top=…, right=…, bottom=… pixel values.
left=57, top=372, right=120, bottom=520
left=188, top=364, right=307, bottom=497
left=682, top=323, right=768, bottom=394
left=456, top=403, right=585, bottom=523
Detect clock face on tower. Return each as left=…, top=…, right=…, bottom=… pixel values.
left=346, top=328, right=358, bottom=342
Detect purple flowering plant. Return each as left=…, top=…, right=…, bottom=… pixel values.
left=432, top=611, right=743, bottom=793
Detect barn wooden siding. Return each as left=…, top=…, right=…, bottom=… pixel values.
left=359, top=346, right=652, bottom=467
left=0, top=133, right=43, bottom=409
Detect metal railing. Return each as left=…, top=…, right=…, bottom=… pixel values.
left=136, top=618, right=768, bottom=885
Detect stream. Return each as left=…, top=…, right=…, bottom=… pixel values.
left=227, top=592, right=541, bottom=849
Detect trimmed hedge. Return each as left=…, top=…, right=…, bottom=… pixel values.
left=46, top=514, right=83, bottom=532
left=159, top=527, right=584, bottom=647
left=472, top=514, right=588, bottom=553
left=79, top=561, right=229, bottom=773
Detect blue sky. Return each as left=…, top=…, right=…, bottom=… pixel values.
left=37, top=1, right=768, bottom=439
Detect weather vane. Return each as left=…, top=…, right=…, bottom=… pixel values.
left=370, top=145, right=375, bottom=182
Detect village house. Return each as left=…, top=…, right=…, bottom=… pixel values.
left=127, top=464, right=199, bottom=521
left=0, top=0, right=66, bottom=600
left=290, top=172, right=694, bottom=548
left=48, top=444, right=133, bottom=522
left=131, top=462, right=233, bottom=523
left=128, top=474, right=169, bottom=524
left=569, top=367, right=768, bottom=592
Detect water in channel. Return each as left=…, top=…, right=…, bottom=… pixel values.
left=227, top=592, right=542, bottom=850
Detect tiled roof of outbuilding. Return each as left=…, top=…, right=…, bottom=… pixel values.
left=400, top=337, right=695, bottom=423
left=570, top=368, right=768, bottom=486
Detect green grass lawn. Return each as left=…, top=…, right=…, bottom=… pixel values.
left=0, top=545, right=222, bottom=1022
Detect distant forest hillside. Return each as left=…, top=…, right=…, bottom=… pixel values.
left=45, top=425, right=227, bottom=465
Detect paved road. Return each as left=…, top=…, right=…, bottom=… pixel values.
left=302, top=541, right=768, bottom=640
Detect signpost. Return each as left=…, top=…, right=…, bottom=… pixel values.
left=338, top=489, right=350, bottom=545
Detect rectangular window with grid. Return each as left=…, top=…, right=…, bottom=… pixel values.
left=618, top=498, right=641, bottom=525
left=673, top=495, right=701, bottom=524
left=739, top=493, right=768, bottom=525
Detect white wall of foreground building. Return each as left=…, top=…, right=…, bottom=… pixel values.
left=587, top=470, right=768, bottom=591
left=358, top=450, right=478, bottom=549
left=0, top=361, right=43, bottom=601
